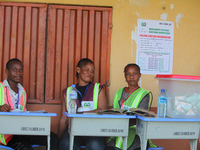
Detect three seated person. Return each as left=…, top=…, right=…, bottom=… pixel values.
left=0, top=58, right=154, bottom=150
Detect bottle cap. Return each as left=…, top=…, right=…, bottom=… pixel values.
left=161, top=89, right=165, bottom=92
left=72, top=84, right=75, bottom=88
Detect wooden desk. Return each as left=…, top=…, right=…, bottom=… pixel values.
left=136, top=116, right=200, bottom=150
left=64, top=113, right=136, bottom=150
left=0, top=112, right=56, bottom=150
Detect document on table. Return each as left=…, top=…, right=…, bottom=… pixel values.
left=11, top=110, right=46, bottom=113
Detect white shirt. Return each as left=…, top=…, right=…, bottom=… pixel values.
left=3, top=79, right=25, bottom=110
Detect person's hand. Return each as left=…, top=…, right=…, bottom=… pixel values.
left=0, top=104, right=11, bottom=112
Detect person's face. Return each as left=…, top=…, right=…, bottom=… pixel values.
left=124, top=66, right=141, bottom=87
left=77, top=62, right=94, bottom=83
left=6, top=61, right=23, bottom=83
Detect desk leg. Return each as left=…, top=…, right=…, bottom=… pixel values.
left=47, top=135, right=50, bottom=150
left=189, top=139, right=197, bottom=150
left=199, top=123, right=200, bottom=144
left=136, top=119, right=147, bottom=150
left=122, top=137, right=128, bottom=150
left=69, top=118, right=74, bottom=150
left=69, top=134, right=74, bottom=150
left=139, top=135, right=147, bottom=150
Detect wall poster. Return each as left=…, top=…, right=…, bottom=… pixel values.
left=136, top=19, right=174, bottom=75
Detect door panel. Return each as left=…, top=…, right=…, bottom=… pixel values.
left=0, top=2, right=47, bottom=103
left=45, top=5, right=112, bottom=103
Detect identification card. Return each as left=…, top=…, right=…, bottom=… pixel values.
left=81, top=101, right=93, bottom=110
left=122, top=105, right=130, bottom=110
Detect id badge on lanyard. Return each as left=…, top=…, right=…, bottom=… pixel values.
left=18, top=104, right=23, bottom=110
left=81, top=101, right=93, bottom=111
left=122, top=105, right=130, bottom=111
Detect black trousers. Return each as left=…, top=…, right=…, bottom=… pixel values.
left=7, top=132, right=60, bottom=150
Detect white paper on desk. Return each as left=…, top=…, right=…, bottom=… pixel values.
left=101, top=113, right=127, bottom=116
left=11, top=109, right=24, bottom=112
left=11, top=110, right=45, bottom=113
left=26, top=110, right=45, bottom=113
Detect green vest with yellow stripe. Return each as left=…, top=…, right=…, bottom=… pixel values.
left=113, top=87, right=155, bottom=149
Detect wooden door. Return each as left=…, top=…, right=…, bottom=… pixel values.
left=0, top=2, right=47, bottom=103
left=0, top=2, right=112, bottom=104
left=45, top=5, right=112, bottom=103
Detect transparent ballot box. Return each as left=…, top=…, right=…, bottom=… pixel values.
left=155, top=74, right=200, bottom=118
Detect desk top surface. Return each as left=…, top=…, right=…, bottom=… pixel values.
left=0, top=112, right=57, bottom=116
left=137, top=115, right=200, bottom=122
left=64, top=112, right=136, bottom=119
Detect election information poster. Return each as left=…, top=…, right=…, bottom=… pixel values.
left=136, top=19, right=174, bottom=75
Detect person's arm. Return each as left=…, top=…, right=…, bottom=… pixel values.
left=97, top=87, right=107, bottom=110
left=0, top=104, right=11, bottom=112
left=58, top=96, right=68, bottom=139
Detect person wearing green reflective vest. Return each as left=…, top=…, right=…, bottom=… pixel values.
left=104, top=63, right=157, bottom=150
left=59, top=58, right=107, bottom=150
left=0, top=58, right=60, bottom=150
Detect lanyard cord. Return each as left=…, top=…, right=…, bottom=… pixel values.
left=76, top=84, right=89, bottom=98
left=121, top=86, right=139, bottom=109
left=17, top=88, right=19, bottom=109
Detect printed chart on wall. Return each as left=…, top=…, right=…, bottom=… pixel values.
left=136, top=19, right=174, bottom=75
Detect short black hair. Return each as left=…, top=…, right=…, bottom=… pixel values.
left=6, top=58, right=23, bottom=70
left=76, top=58, right=94, bottom=78
left=124, top=63, right=141, bottom=74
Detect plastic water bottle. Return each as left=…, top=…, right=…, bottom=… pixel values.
left=157, top=89, right=167, bottom=118
left=68, top=84, right=77, bottom=114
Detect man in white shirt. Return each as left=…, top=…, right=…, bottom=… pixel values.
left=0, top=58, right=59, bottom=150
left=0, top=58, right=25, bottom=112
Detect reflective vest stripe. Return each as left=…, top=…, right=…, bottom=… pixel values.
left=21, top=91, right=26, bottom=111
left=115, top=126, right=137, bottom=148
left=0, top=132, right=6, bottom=145
left=148, top=92, right=153, bottom=110
left=115, top=137, right=123, bottom=148
left=0, top=83, right=4, bottom=105
left=93, top=83, right=100, bottom=110
left=66, top=87, right=71, bottom=111
left=131, top=89, right=146, bottom=108
left=149, top=139, right=158, bottom=148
